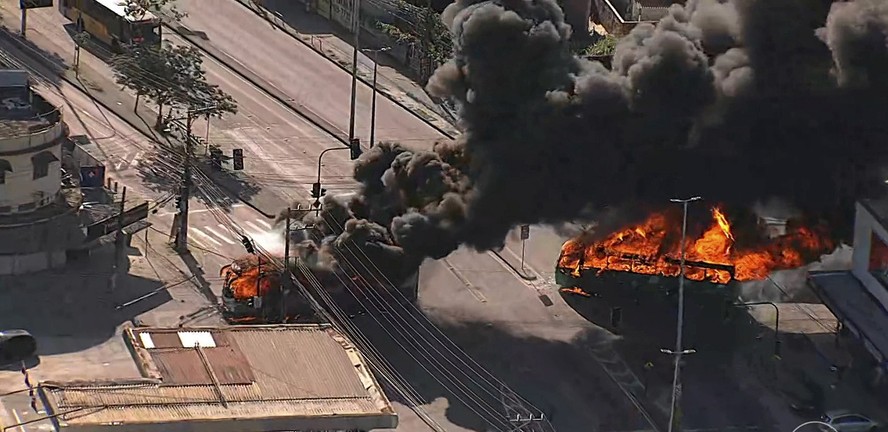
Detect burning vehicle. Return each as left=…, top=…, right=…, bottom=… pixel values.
left=220, top=253, right=419, bottom=324
left=556, top=206, right=835, bottom=293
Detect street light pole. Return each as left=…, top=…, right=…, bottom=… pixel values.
left=314, top=147, right=351, bottom=215
left=667, top=195, right=702, bottom=432
left=733, top=301, right=781, bottom=357
left=348, top=0, right=361, bottom=143
left=362, top=47, right=390, bottom=148
left=174, top=105, right=217, bottom=252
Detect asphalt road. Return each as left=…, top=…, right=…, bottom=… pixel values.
left=174, top=0, right=445, bottom=148
left=0, top=4, right=662, bottom=431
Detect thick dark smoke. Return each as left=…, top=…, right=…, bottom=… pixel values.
left=290, top=0, right=888, bottom=278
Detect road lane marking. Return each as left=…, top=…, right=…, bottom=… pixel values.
left=190, top=228, right=223, bottom=247
left=243, top=221, right=266, bottom=234
left=11, top=408, right=25, bottom=432
left=205, top=226, right=237, bottom=244
left=254, top=219, right=273, bottom=230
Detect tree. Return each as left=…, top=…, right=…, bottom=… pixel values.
left=120, top=0, right=185, bottom=21
left=111, top=43, right=208, bottom=128
left=110, top=44, right=154, bottom=112
left=377, top=1, right=452, bottom=75
left=584, top=34, right=618, bottom=57
left=72, top=31, right=91, bottom=77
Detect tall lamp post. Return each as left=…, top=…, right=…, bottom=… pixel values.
left=347, top=0, right=361, bottom=144
left=667, top=195, right=702, bottom=432
left=361, top=47, right=390, bottom=148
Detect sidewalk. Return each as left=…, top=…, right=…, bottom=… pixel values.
left=234, top=0, right=461, bottom=138
left=0, top=14, right=285, bottom=218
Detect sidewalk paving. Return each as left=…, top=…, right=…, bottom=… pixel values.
left=234, top=0, right=461, bottom=138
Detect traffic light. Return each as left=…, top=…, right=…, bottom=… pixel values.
left=240, top=235, right=256, bottom=254
left=232, top=148, right=244, bottom=170
left=349, top=138, right=362, bottom=160
left=311, top=182, right=326, bottom=199
left=175, top=196, right=182, bottom=210
left=210, top=148, right=223, bottom=171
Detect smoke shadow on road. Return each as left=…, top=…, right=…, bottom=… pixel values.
left=559, top=271, right=808, bottom=430
left=352, top=310, right=652, bottom=432
left=0, top=244, right=172, bottom=356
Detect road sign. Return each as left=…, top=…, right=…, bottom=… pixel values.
left=86, top=202, right=150, bottom=241
left=20, top=0, right=53, bottom=9
left=520, top=224, right=530, bottom=240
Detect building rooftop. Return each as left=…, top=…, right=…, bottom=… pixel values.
left=40, top=324, right=398, bottom=432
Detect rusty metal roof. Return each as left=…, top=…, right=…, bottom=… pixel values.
left=41, top=324, right=397, bottom=431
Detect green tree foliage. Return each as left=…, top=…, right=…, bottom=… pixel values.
left=111, top=43, right=236, bottom=128
left=584, top=34, right=618, bottom=56
left=120, top=0, right=185, bottom=21
left=377, top=2, right=452, bottom=70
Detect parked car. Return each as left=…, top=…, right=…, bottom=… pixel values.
left=0, top=330, right=37, bottom=365
left=821, top=410, right=880, bottom=432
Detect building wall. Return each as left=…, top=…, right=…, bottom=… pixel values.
left=851, top=202, right=888, bottom=308
left=0, top=119, right=65, bottom=214
left=590, top=0, right=650, bottom=36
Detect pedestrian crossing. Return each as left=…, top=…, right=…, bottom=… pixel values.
left=188, top=217, right=276, bottom=251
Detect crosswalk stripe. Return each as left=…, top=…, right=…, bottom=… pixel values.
left=243, top=221, right=266, bottom=234
left=130, top=151, right=144, bottom=168
left=254, top=219, right=273, bottom=230
left=190, top=228, right=223, bottom=247
left=186, top=233, right=211, bottom=250
left=205, top=226, right=236, bottom=244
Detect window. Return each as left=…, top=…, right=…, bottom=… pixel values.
left=31, top=151, right=58, bottom=179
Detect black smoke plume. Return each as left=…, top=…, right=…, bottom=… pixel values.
left=290, top=0, right=888, bottom=279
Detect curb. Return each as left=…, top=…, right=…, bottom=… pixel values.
left=0, top=29, right=280, bottom=219
left=489, top=250, right=538, bottom=281
left=232, top=0, right=459, bottom=140
left=164, top=22, right=351, bottom=146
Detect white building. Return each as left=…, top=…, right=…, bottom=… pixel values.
left=0, top=70, right=81, bottom=274
left=0, top=71, right=64, bottom=214
left=809, top=199, right=888, bottom=381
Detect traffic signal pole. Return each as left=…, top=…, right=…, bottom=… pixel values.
left=174, top=105, right=217, bottom=253
left=314, top=144, right=362, bottom=215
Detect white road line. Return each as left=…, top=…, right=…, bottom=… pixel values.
left=205, top=226, right=237, bottom=244
left=254, top=219, right=273, bottom=230
left=190, top=228, right=223, bottom=247
left=11, top=408, right=25, bottom=432
left=243, top=221, right=266, bottom=233
left=130, top=151, right=144, bottom=168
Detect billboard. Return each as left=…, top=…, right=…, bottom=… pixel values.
left=79, top=166, right=105, bottom=188
left=86, top=202, right=149, bottom=241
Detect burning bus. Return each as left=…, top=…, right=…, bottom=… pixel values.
left=555, top=206, right=834, bottom=294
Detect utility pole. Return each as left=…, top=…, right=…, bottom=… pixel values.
left=362, top=47, right=390, bottom=148
left=347, top=0, right=361, bottom=143
left=111, top=186, right=127, bottom=293
left=666, top=195, right=702, bottom=432
left=281, top=208, right=292, bottom=323
left=174, top=105, right=216, bottom=253
left=20, top=5, right=27, bottom=39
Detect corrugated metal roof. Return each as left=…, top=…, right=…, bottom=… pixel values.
left=43, top=325, right=396, bottom=429
left=230, top=327, right=370, bottom=399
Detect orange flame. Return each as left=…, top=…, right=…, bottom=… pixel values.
left=221, top=256, right=281, bottom=300
left=557, top=207, right=833, bottom=284
left=560, top=287, right=592, bottom=297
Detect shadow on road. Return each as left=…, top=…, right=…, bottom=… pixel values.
left=0, top=27, right=65, bottom=87
left=0, top=244, right=172, bottom=356
left=351, top=308, right=651, bottom=432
